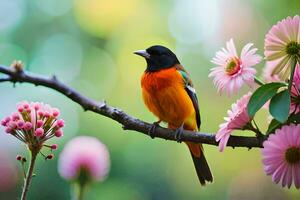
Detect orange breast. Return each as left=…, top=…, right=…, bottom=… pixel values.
left=141, top=68, right=196, bottom=129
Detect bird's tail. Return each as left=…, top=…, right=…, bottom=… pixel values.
left=186, top=142, right=213, bottom=186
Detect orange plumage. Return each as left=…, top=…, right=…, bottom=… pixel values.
left=141, top=67, right=197, bottom=129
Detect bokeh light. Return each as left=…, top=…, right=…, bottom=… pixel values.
left=35, top=0, right=72, bottom=17
left=30, top=33, right=82, bottom=83
left=0, top=43, right=27, bottom=65
left=0, top=0, right=25, bottom=33
left=168, top=0, right=220, bottom=45
left=74, top=0, right=140, bottom=37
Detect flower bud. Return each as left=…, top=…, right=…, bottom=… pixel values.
left=52, top=108, right=60, bottom=118
left=1, top=120, right=7, bottom=126
left=37, top=110, right=44, bottom=117
left=17, top=121, right=25, bottom=129
left=5, top=127, right=12, bottom=134
left=55, top=129, right=63, bottom=137
left=16, top=155, right=22, bottom=161
left=12, top=113, right=20, bottom=121
left=56, top=119, right=65, bottom=128
left=10, top=60, right=24, bottom=72
left=36, top=120, right=44, bottom=128
left=24, top=122, right=33, bottom=131
left=33, top=102, right=40, bottom=111
left=34, top=128, right=44, bottom=137
left=46, top=154, right=54, bottom=160
left=22, top=101, right=29, bottom=109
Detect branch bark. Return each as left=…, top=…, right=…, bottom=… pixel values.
left=0, top=65, right=265, bottom=148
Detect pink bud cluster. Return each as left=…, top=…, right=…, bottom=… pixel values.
left=1, top=101, right=64, bottom=149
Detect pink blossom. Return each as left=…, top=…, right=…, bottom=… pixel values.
left=55, top=129, right=63, bottom=137
left=209, top=39, right=261, bottom=96
left=58, top=136, right=110, bottom=182
left=291, top=65, right=300, bottom=113
left=36, top=120, right=44, bottom=128
left=52, top=108, right=60, bottom=117
left=33, top=102, right=41, bottom=111
left=12, top=113, right=20, bottom=121
left=264, top=15, right=300, bottom=79
left=5, top=127, right=12, bottom=134
left=17, top=120, right=25, bottom=129
left=0, top=120, right=7, bottom=126
left=262, top=124, right=300, bottom=189
left=24, top=122, right=33, bottom=131
left=16, top=155, right=22, bottom=161
left=56, top=119, right=65, bottom=128
left=215, top=93, right=252, bottom=151
left=51, top=144, right=58, bottom=150
left=34, top=128, right=44, bottom=137
left=1, top=101, right=64, bottom=149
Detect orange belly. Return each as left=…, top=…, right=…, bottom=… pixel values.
left=141, top=68, right=197, bottom=129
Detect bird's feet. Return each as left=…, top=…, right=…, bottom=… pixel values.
left=174, top=123, right=184, bottom=143
left=148, top=121, right=161, bottom=139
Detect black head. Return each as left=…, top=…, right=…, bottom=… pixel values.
left=134, top=45, right=180, bottom=72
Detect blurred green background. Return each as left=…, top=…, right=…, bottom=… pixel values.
left=0, top=0, right=299, bottom=199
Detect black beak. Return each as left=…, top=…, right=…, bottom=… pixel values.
left=134, top=50, right=150, bottom=59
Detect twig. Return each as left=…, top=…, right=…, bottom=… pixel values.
left=0, top=65, right=265, bottom=148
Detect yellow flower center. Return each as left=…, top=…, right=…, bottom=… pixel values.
left=225, top=57, right=241, bottom=75
left=285, top=147, right=300, bottom=164
left=286, top=41, right=300, bottom=56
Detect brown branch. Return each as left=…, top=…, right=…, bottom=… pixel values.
left=0, top=65, right=265, bottom=148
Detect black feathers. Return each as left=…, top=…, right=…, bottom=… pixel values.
left=144, top=45, right=180, bottom=72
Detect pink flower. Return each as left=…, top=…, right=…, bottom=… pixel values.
left=209, top=39, right=261, bottom=96
left=262, top=124, right=300, bottom=189
left=264, top=15, right=300, bottom=79
left=34, top=128, right=44, bottom=137
left=51, top=144, right=58, bottom=150
left=215, top=93, right=252, bottom=151
left=56, top=119, right=65, bottom=128
left=291, top=65, right=300, bottom=113
left=54, top=129, right=63, bottom=137
left=58, top=136, right=110, bottom=183
left=1, top=101, right=64, bottom=149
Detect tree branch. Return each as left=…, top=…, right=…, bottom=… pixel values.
left=0, top=65, right=265, bottom=148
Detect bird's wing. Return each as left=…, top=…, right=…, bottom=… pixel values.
left=176, top=65, right=201, bottom=129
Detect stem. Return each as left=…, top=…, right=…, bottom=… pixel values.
left=288, top=57, right=298, bottom=92
left=252, top=120, right=263, bottom=137
left=78, top=184, right=85, bottom=200
left=21, top=163, right=27, bottom=178
left=72, top=183, right=86, bottom=200
left=20, top=150, right=38, bottom=200
left=244, top=122, right=264, bottom=138
left=254, top=76, right=265, bottom=86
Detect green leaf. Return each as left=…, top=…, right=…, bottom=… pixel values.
left=266, top=118, right=281, bottom=134
left=269, top=89, right=291, bottom=123
left=247, top=82, right=286, bottom=117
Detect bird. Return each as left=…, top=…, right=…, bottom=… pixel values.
left=134, top=45, right=213, bottom=185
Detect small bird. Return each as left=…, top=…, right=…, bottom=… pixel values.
left=134, top=45, right=213, bottom=185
